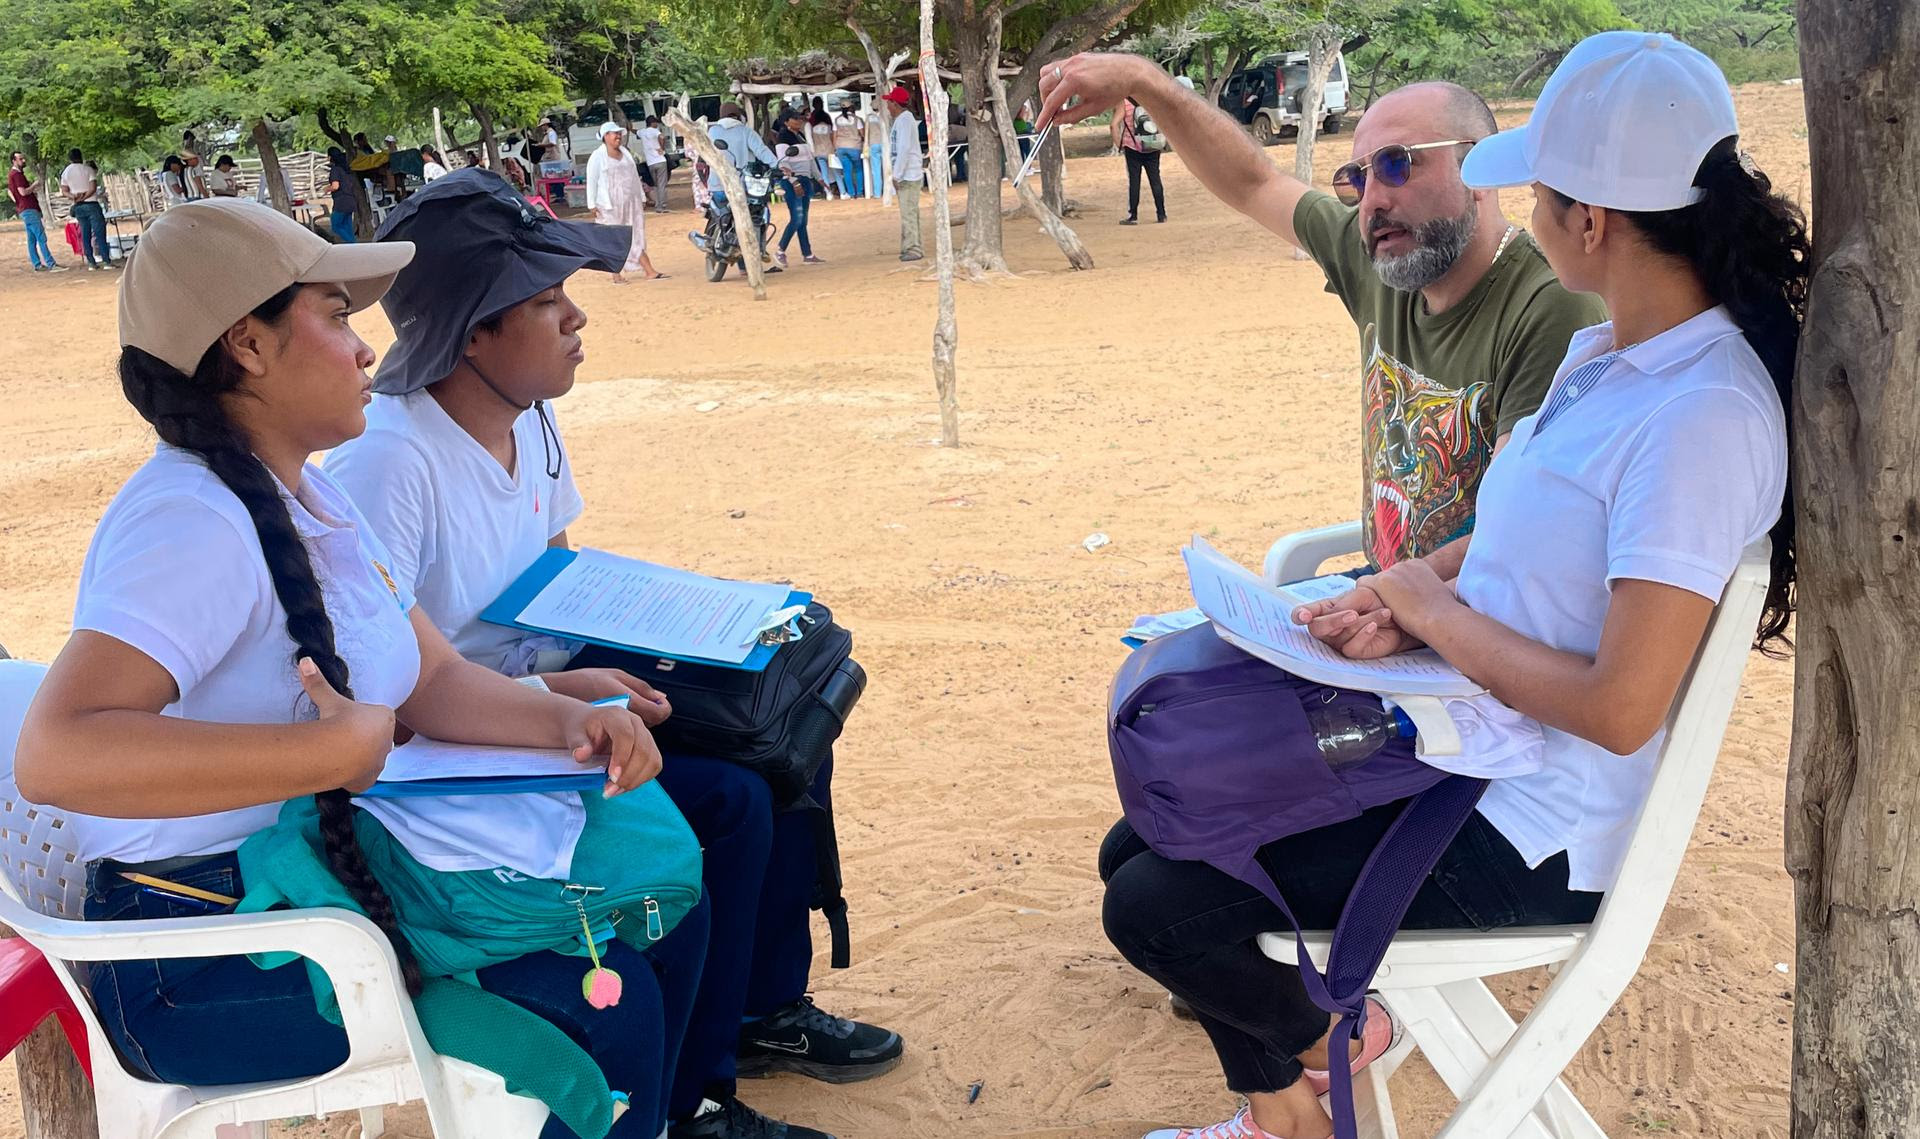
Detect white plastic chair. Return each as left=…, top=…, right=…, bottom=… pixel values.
left=1256, top=522, right=1773, bottom=1138
left=0, top=659, right=551, bottom=1139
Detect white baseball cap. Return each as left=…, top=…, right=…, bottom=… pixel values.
left=598, top=121, right=625, bottom=138
left=1461, top=31, right=1738, bottom=212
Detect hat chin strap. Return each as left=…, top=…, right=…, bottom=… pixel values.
left=464, top=358, right=563, bottom=480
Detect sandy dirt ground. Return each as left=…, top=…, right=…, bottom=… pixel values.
left=0, top=82, right=1812, bottom=1138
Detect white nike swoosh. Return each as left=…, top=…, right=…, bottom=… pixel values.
left=750, top=1037, right=812, bottom=1056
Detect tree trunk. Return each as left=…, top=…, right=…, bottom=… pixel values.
left=471, top=103, right=500, bottom=171
left=603, top=71, right=629, bottom=129
left=664, top=110, right=767, bottom=301
left=1039, top=122, right=1068, bottom=216
left=989, top=57, right=1092, bottom=270
left=251, top=119, right=291, bottom=216
left=846, top=18, right=907, bottom=207
left=1788, top=3, right=1920, bottom=1137
left=1206, top=48, right=1247, bottom=107
left=1290, top=24, right=1341, bottom=262
left=15, top=1013, right=96, bottom=1139
left=952, top=9, right=1008, bottom=277
left=919, top=0, right=961, bottom=448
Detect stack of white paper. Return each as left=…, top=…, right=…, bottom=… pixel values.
left=1182, top=536, right=1485, bottom=697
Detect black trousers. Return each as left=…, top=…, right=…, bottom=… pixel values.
left=1099, top=805, right=1600, bottom=1093
left=1125, top=148, right=1166, bottom=220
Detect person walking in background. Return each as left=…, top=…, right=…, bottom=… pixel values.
left=832, top=100, right=866, bottom=199
left=325, top=147, right=357, bottom=244
left=808, top=106, right=842, bottom=201
left=771, top=130, right=824, bottom=267
left=638, top=116, right=671, bottom=211
left=883, top=87, right=923, bottom=262
left=420, top=146, right=449, bottom=182
left=9, top=151, right=64, bottom=272
left=60, top=148, right=112, bottom=269
left=1111, top=95, right=1167, bottom=225
left=586, top=121, right=666, bottom=282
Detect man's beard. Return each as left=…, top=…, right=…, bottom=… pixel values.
left=1370, top=206, right=1478, bottom=293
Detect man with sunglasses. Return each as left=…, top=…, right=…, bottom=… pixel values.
left=1037, top=56, right=1602, bottom=576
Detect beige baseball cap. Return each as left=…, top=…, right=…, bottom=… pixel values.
left=118, top=198, right=416, bottom=374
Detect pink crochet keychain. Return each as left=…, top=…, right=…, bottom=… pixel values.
left=567, top=887, right=623, bottom=1009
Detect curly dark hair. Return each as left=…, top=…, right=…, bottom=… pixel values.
left=118, top=287, right=425, bottom=994
left=1554, top=136, right=1809, bottom=655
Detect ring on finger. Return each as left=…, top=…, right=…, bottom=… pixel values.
left=1053, top=66, right=1063, bottom=82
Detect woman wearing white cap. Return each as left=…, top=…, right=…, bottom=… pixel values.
left=1105, top=31, right=1806, bottom=1139
left=13, top=198, right=704, bottom=1136
left=587, top=120, right=668, bottom=282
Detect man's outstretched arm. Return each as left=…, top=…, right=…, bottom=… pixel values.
left=1037, top=54, right=1313, bottom=247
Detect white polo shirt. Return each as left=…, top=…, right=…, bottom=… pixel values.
left=1454, top=306, right=1786, bottom=892
left=325, top=390, right=584, bottom=673
left=67, top=446, right=422, bottom=862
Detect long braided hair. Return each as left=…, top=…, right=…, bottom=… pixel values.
left=119, top=286, right=424, bottom=994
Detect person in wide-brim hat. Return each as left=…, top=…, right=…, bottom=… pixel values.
left=369, top=166, right=632, bottom=396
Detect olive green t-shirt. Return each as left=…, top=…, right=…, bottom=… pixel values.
left=1293, top=190, right=1606, bottom=569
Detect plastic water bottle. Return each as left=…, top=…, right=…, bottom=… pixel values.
left=1308, top=703, right=1417, bottom=770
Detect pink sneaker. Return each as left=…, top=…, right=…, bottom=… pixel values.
left=1303, top=996, right=1400, bottom=1099
left=1142, top=1107, right=1286, bottom=1139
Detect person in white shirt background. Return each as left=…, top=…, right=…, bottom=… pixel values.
left=807, top=99, right=843, bottom=201
left=58, top=147, right=114, bottom=269
left=13, top=197, right=705, bottom=1138
left=830, top=99, right=866, bottom=200
left=637, top=115, right=671, bottom=211
left=1066, top=32, right=1807, bottom=1139
left=420, top=144, right=450, bottom=182
left=880, top=86, right=923, bottom=261
left=327, top=170, right=902, bottom=1139
left=204, top=154, right=243, bottom=197
left=585, top=120, right=666, bottom=282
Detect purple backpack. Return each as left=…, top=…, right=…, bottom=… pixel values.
left=1108, top=622, right=1487, bottom=1138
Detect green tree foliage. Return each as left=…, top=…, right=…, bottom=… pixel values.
left=0, top=0, right=163, bottom=158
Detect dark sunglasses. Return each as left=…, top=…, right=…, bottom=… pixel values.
left=1332, top=140, right=1475, bottom=206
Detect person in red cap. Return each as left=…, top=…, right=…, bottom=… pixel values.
left=881, top=86, right=924, bottom=261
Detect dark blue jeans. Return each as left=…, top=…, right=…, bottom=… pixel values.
left=653, top=753, right=773, bottom=1116
left=330, top=207, right=357, bottom=243
left=71, top=201, right=109, bottom=265
left=777, top=177, right=812, bottom=256
left=1099, top=806, right=1599, bottom=1094
left=83, top=850, right=708, bottom=1138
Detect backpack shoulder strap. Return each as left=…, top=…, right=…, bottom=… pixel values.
left=1226, top=774, right=1489, bottom=1139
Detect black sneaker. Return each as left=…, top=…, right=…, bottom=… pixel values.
left=737, top=996, right=904, bottom=1084
left=670, top=1096, right=835, bottom=1139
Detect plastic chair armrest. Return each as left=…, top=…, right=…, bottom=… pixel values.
left=3, top=902, right=419, bottom=1069
left=1263, top=520, right=1365, bottom=586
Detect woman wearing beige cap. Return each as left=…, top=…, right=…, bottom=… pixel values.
left=13, top=197, right=705, bottom=1137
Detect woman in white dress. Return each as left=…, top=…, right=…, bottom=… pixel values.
left=585, top=121, right=666, bottom=282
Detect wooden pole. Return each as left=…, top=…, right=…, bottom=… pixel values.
left=1788, top=1, right=1920, bottom=1135
left=663, top=110, right=768, bottom=301
left=919, top=0, right=962, bottom=447
left=15, top=1015, right=96, bottom=1139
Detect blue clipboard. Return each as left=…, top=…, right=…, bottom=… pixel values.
left=360, top=772, right=609, bottom=798
left=479, top=547, right=810, bottom=673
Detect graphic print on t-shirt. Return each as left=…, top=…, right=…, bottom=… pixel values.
left=1360, top=324, right=1494, bottom=569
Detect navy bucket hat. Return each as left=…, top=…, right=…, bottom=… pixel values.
left=371, top=168, right=631, bottom=395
